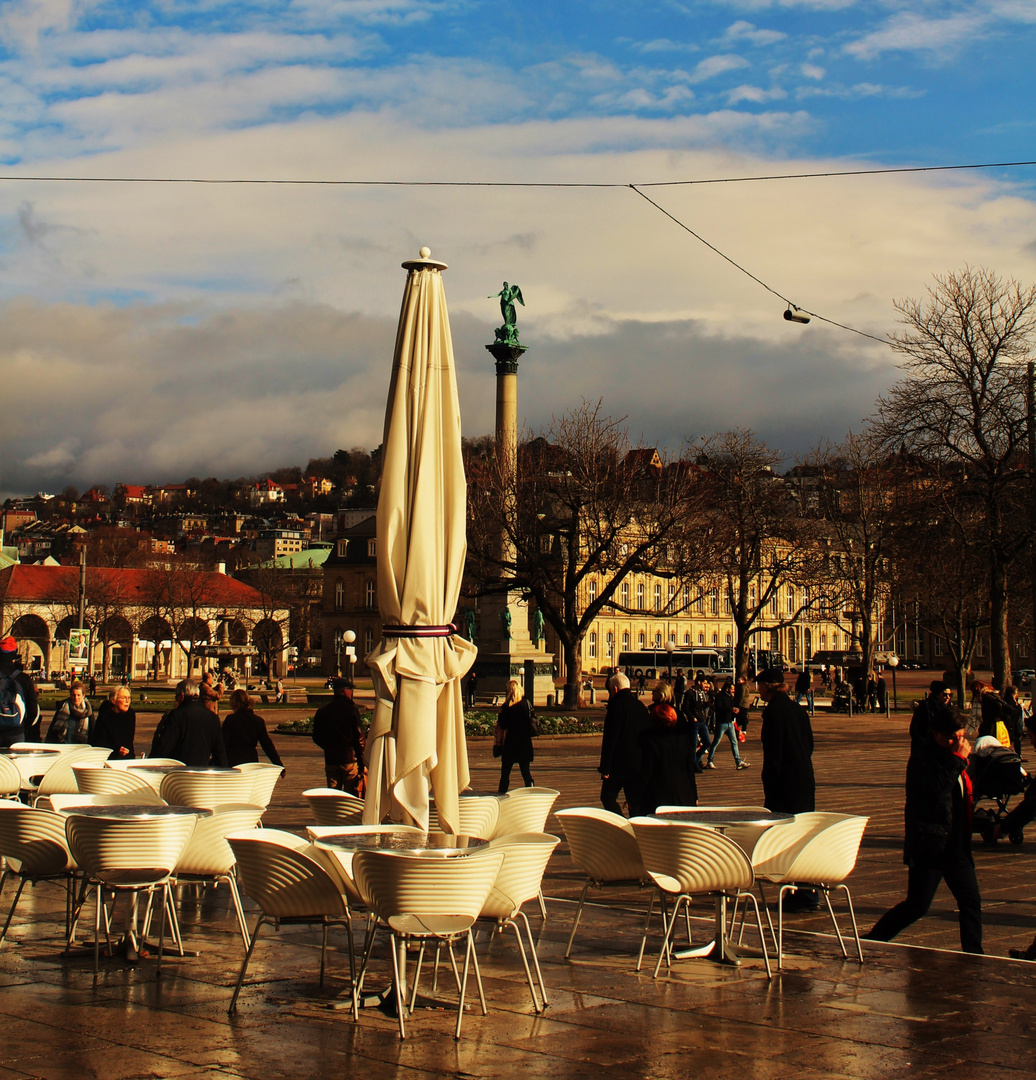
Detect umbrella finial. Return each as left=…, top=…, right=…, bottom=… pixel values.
left=402, top=247, right=448, bottom=271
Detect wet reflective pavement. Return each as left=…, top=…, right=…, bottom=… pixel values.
left=1, top=707, right=1034, bottom=1078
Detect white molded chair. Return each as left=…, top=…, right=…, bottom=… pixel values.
left=479, top=833, right=560, bottom=1012
left=305, top=825, right=424, bottom=907
left=631, top=818, right=772, bottom=979
left=754, top=813, right=869, bottom=968
left=72, top=766, right=159, bottom=800
left=493, top=788, right=560, bottom=837
left=0, top=756, right=21, bottom=798
left=226, top=829, right=352, bottom=1014
left=233, top=763, right=283, bottom=810
left=160, top=771, right=256, bottom=810
left=428, top=796, right=500, bottom=840
left=162, top=803, right=266, bottom=948
left=352, top=847, right=505, bottom=1039
left=33, top=747, right=113, bottom=803
left=555, top=807, right=653, bottom=959
left=64, top=811, right=199, bottom=974
left=303, top=788, right=365, bottom=827
left=0, top=804, right=76, bottom=947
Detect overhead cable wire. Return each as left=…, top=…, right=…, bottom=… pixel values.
left=0, top=158, right=1033, bottom=188
left=628, top=184, right=890, bottom=346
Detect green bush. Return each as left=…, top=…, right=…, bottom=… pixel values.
left=276, top=709, right=600, bottom=738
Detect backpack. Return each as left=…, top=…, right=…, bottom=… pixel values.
left=0, top=673, right=25, bottom=729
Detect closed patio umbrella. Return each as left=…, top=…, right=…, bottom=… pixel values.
left=363, top=247, right=476, bottom=834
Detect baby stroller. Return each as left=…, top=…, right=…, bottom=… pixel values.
left=968, top=741, right=1028, bottom=846
left=830, top=683, right=853, bottom=713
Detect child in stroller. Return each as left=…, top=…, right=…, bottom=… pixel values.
left=968, top=735, right=1029, bottom=845
left=830, top=682, right=853, bottom=713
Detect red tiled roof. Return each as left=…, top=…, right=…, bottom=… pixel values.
left=0, top=565, right=270, bottom=608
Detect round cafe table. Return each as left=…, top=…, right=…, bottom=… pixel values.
left=1, top=748, right=64, bottom=789
left=651, top=807, right=792, bottom=967
left=314, top=832, right=487, bottom=857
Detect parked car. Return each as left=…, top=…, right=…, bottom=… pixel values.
left=1014, top=668, right=1035, bottom=687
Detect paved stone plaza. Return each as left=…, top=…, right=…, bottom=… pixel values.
left=1, top=702, right=1034, bottom=1078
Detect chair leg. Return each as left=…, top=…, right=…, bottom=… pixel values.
left=742, top=891, right=772, bottom=980
left=389, top=935, right=407, bottom=1039
left=636, top=890, right=656, bottom=972
left=537, top=887, right=548, bottom=922
left=67, top=874, right=91, bottom=948
left=777, top=885, right=791, bottom=969
left=93, top=884, right=102, bottom=974
left=517, top=911, right=548, bottom=1011
left=226, top=875, right=251, bottom=949
left=564, top=880, right=590, bottom=959
left=156, top=885, right=166, bottom=977
left=229, top=914, right=267, bottom=1014
left=0, top=878, right=27, bottom=946
left=163, top=889, right=184, bottom=955
left=822, top=887, right=848, bottom=957
left=508, top=918, right=541, bottom=1013
left=653, top=895, right=683, bottom=979
left=320, top=919, right=328, bottom=987
left=839, top=884, right=864, bottom=963
left=455, top=933, right=473, bottom=1040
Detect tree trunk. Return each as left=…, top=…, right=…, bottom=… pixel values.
left=562, top=636, right=581, bottom=709
left=990, top=555, right=1010, bottom=692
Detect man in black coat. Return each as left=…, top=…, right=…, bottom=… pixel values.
left=757, top=668, right=815, bottom=814
left=312, top=679, right=366, bottom=793
left=598, top=672, right=651, bottom=817
left=0, top=635, right=40, bottom=747
left=154, top=678, right=228, bottom=768
left=865, top=704, right=982, bottom=953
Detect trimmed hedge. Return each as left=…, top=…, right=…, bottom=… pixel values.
left=276, top=709, right=601, bottom=737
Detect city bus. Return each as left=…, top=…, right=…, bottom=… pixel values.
left=617, top=649, right=724, bottom=680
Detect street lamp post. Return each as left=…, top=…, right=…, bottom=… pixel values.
left=343, top=629, right=357, bottom=684
left=887, top=653, right=899, bottom=713
left=665, top=639, right=675, bottom=680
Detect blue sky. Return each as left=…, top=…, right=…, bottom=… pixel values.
left=1, top=1, right=1036, bottom=494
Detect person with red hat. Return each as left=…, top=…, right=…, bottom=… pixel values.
left=0, top=635, right=41, bottom=747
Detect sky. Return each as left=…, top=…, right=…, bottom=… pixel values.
left=1, top=0, right=1036, bottom=497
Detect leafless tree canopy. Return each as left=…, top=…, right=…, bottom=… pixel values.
left=873, top=266, right=1036, bottom=691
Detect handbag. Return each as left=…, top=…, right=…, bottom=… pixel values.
left=736, top=725, right=746, bottom=744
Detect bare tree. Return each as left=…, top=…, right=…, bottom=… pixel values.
left=804, top=432, right=901, bottom=676
left=468, top=401, right=711, bottom=708
left=873, top=266, right=1036, bottom=691
left=697, top=430, right=827, bottom=680
left=50, top=568, right=131, bottom=681
left=141, top=561, right=216, bottom=675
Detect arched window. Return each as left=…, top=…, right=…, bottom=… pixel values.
left=725, top=632, right=732, bottom=646
left=334, top=579, right=344, bottom=612
left=683, top=632, right=690, bottom=645
left=622, top=631, right=630, bottom=651
left=697, top=632, right=704, bottom=646
left=589, top=632, right=597, bottom=659
left=638, top=631, right=645, bottom=648
left=654, top=632, right=662, bottom=648
left=605, top=632, right=614, bottom=659
left=711, top=632, right=718, bottom=646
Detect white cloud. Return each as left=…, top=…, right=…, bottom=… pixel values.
left=845, top=11, right=987, bottom=61
left=800, top=63, right=824, bottom=79
left=689, top=54, right=750, bottom=83
left=722, top=20, right=787, bottom=47
left=727, top=84, right=787, bottom=104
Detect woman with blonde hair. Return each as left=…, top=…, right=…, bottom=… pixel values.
left=496, top=678, right=536, bottom=793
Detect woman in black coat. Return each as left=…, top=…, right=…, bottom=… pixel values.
left=496, top=679, right=535, bottom=793
left=221, top=690, right=284, bottom=769
left=640, top=682, right=698, bottom=812
left=91, top=686, right=136, bottom=760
